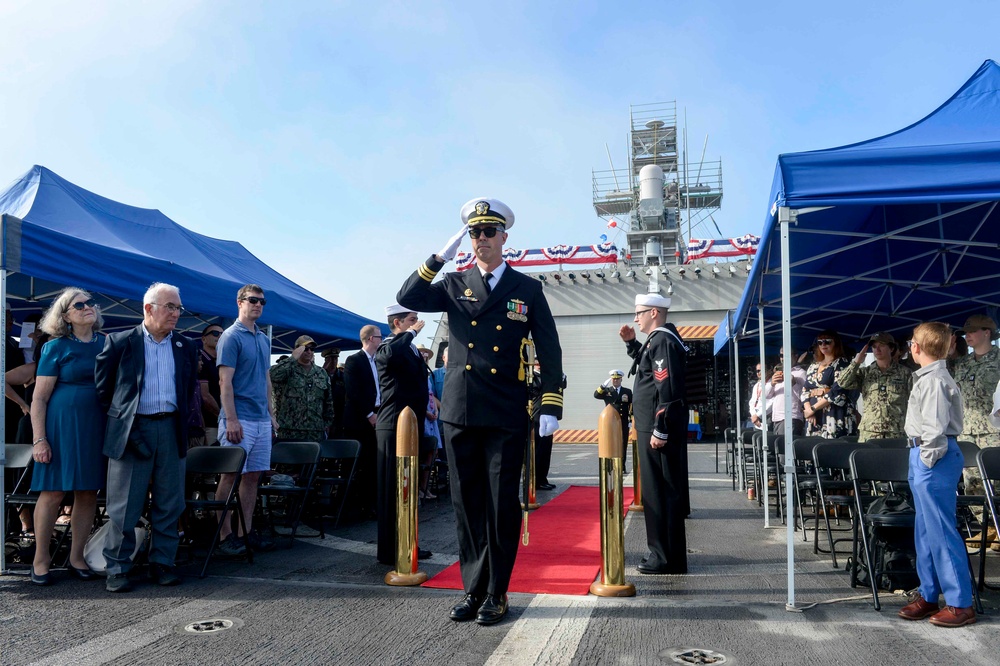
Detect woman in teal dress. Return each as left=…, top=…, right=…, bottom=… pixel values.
left=29, top=288, right=107, bottom=585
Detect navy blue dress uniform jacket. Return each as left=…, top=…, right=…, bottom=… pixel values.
left=95, top=325, right=199, bottom=460
left=594, top=384, right=633, bottom=431
left=397, top=256, right=563, bottom=425
left=375, top=331, right=429, bottom=434
left=627, top=324, right=687, bottom=436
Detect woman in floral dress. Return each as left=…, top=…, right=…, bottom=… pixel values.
left=801, top=330, right=856, bottom=439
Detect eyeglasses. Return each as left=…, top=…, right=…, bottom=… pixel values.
left=152, top=302, right=185, bottom=314
left=242, top=296, right=267, bottom=306
left=68, top=299, right=97, bottom=311
left=203, top=330, right=222, bottom=338
left=906, top=340, right=915, bottom=349
left=816, top=339, right=833, bottom=345
left=634, top=308, right=654, bottom=317
left=370, top=335, right=382, bottom=341
left=755, top=368, right=762, bottom=374
left=468, top=226, right=501, bottom=239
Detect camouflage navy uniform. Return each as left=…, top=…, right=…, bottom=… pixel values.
left=836, top=360, right=912, bottom=442
left=951, top=347, right=1000, bottom=504
left=270, top=358, right=334, bottom=442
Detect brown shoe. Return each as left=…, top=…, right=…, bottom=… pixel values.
left=928, top=606, right=977, bottom=628
left=898, top=595, right=940, bottom=621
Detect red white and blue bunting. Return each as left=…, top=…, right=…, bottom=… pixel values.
left=686, top=235, right=759, bottom=262
left=456, top=242, right=619, bottom=272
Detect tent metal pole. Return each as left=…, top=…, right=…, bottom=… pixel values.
left=779, top=207, right=797, bottom=610
left=731, top=316, right=744, bottom=491
left=1, top=215, right=7, bottom=573
left=758, top=307, right=769, bottom=528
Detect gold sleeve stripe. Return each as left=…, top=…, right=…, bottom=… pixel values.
left=541, top=394, right=564, bottom=406
left=417, top=263, right=438, bottom=282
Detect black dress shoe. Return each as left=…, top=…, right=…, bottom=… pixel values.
left=150, top=563, right=181, bottom=586
left=106, top=573, right=133, bottom=593
left=449, top=594, right=483, bottom=622
left=417, top=549, right=433, bottom=560
left=637, top=562, right=686, bottom=575
left=475, top=593, right=509, bottom=625
left=30, top=566, right=52, bottom=587
left=68, top=564, right=99, bottom=581
left=538, top=483, right=556, bottom=491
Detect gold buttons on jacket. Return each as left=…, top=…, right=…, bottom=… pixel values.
left=466, top=364, right=472, bottom=370
left=493, top=346, right=499, bottom=352
left=496, top=325, right=502, bottom=330
left=468, top=343, right=474, bottom=348
left=471, top=320, right=478, bottom=326
left=491, top=368, right=497, bottom=374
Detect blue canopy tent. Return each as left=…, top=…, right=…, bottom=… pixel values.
left=713, top=59, right=1000, bottom=608
left=0, top=166, right=384, bottom=351
left=0, top=165, right=389, bottom=572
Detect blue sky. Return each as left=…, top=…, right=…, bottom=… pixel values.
left=0, top=0, right=996, bottom=341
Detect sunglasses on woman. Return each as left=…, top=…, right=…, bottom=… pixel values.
left=69, top=299, right=98, bottom=311
left=816, top=338, right=834, bottom=345
left=468, top=226, right=501, bottom=239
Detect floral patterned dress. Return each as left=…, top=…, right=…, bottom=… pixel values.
left=802, top=357, right=856, bottom=439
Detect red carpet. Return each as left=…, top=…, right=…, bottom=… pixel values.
left=423, top=485, right=634, bottom=595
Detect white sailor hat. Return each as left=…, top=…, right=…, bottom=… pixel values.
left=385, top=303, right=414, bottom=317
left=460, top=198, right=515, bottom=231
left=634, top=293, right=671, bottom=309
left=609, top=369, right=624, bottom=378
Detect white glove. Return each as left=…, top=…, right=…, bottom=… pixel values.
left=539, top=415, right=559, bottom=438
left=437, top=225, right=467, bottom=262
left=602, top=378, right=613, bottom=388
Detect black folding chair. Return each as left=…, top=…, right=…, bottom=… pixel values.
left=867, top=437, right=909, bottom=449
left=812, top=440, right=862, bottom=567
left=976, top=447, right=1000, bottom=590
left=753, top=431, right=784, bottom=520
left=791, top=436, right=826, bottom=540
left=257, top=441, right=321, bottom=547
left=849, top=448, right=915, bottom=610
left=312, top=439, right=360, bottom=537
left=955, top=440, right=987, bottom=559
left=182, top=446, right=253, bottom=577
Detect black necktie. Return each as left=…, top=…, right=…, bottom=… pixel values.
left=483, top=272, right=493, bottom=294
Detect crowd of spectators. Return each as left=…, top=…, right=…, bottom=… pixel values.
left=748, top=315, right=1000, bottom=448
left=4, top=282, right=452, bottom=588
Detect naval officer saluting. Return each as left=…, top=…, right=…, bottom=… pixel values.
left=397, top=198, right=563, bottom=625
left=620, top=293, right=688, bottom=574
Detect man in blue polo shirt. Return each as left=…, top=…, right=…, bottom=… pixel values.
left=215, top=283, right=277, bottom=555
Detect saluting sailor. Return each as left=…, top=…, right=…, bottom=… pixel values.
left=620, top=293, right=688, bottom=575
left=397, top=197, right=563, bottom=625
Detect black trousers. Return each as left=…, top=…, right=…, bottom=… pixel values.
left=533, top=421, right=553, bottom=485
left=442, top=422, right=528, bottom=597
left=636, top=428, right=687, bottom=573
left=375, top=429, right=397, bottom=565
left=346, top=422, right=377, bottom=514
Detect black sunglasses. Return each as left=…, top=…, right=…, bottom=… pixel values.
left=243, top=296, right=267, bottom=306
left=203, top=330, right=223, bottom=338
left=816, top=338, right=834, bottom=345
left=69, top=299, right=97, bottom=311
left=468, top=226, right=500, bottom=239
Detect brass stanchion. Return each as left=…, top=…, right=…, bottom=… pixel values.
left=629, top=429, right=643, bottom=512
left=384, top=407, right=428, bottom=586
left=590, top=405, right=635, bottom=597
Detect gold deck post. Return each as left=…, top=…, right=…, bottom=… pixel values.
left=385, top=407, right=428, bottom=586
left=629, top=429, right=643, bottom=512
left=590, top=405, right=636, bottom=597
